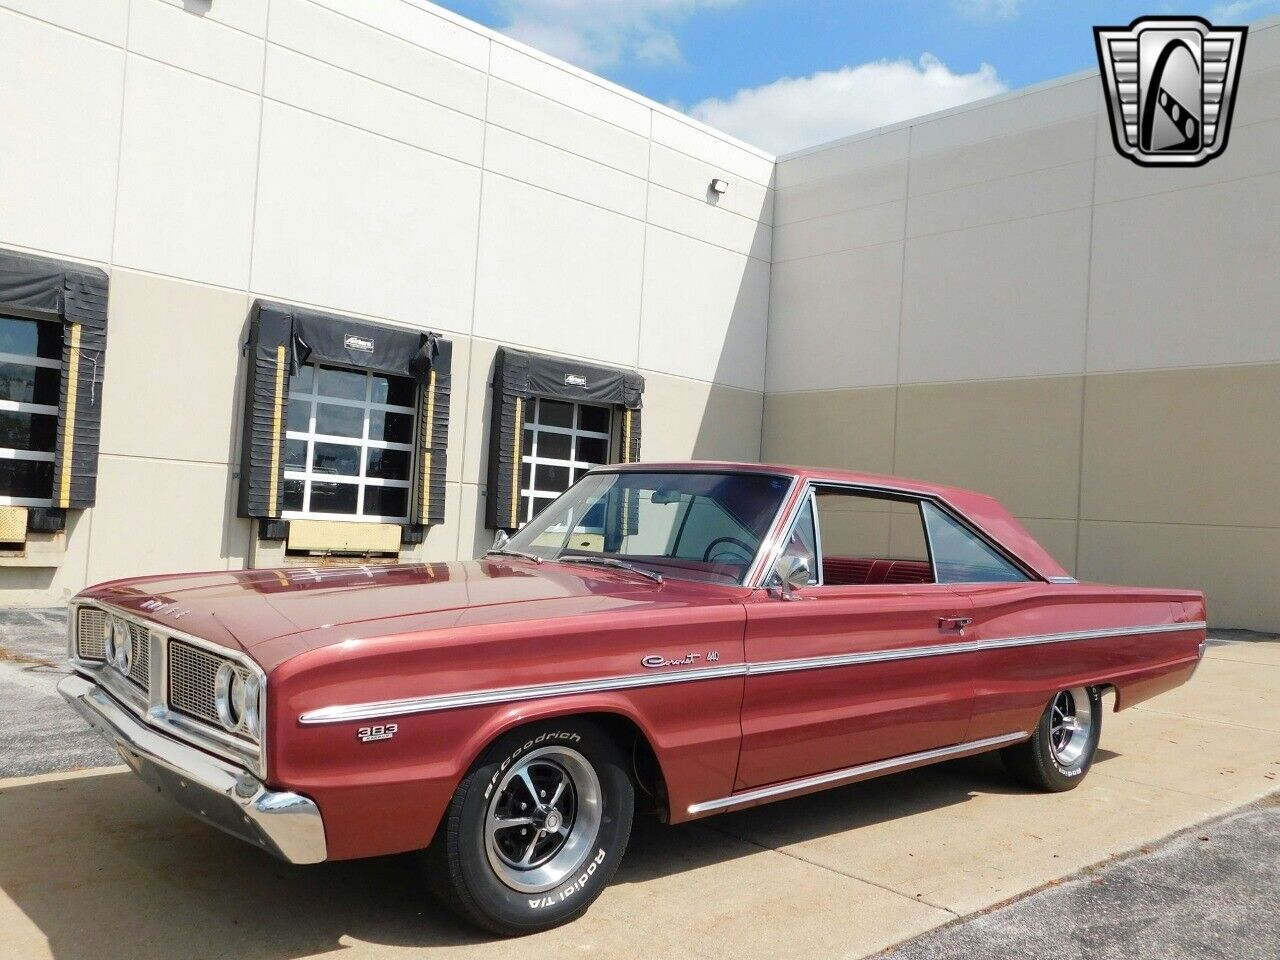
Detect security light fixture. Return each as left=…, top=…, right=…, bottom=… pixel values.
left=709, top=178, right=729, bottom=195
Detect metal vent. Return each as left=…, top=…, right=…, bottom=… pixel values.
left=76, top=607, right=106, bottom=661
left=127, top=622, right=150, bottom=689
left=167, top=640, right=254, bottom=740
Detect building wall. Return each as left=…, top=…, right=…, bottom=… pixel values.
left=763, top=20, right=1280, bottom=630
left=0, top=0, right=773, bottom=604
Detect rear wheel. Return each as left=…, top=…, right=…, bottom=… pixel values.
left=428, top=719, right=634, bottom=936
left=1002, top=686, right=1101, bottom=791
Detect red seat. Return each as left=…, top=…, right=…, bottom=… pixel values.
left=822, top=556, right=932, bottom=586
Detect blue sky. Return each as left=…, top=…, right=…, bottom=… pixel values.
left=434, top=0, right=1279, bottom=153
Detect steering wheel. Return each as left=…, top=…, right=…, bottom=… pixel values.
left=703, top=536, right=755, bottom=565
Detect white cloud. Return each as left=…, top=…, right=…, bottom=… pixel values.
left=953, top=0, right=1022, bottom=18
left=690, top=54, right=1007, bottom=155
left=492, top=0, right=741, bottom=72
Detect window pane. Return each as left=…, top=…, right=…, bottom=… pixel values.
left=314, top=402, right=364, bottom=439
left=311, top=442, right=360, bottom=477
left=309, top=481, right=358, bottom=514
left=531, top=496, right=555, bottom=519
left=286, top=398, right=311, bottom=432
left=576, top=435, right=608, bottom=464
left=0, top=316, right=61, bottom=361
left=536, top=463, right=571, bottom=493
left=537, top=431, right=571, bottom=460
left=367, top=409, right=413, bottom=444
left=285, top=439, right=307, bottom=470
left=316, top=366, right=365, bottom=401
left=0, top=362, right=60, bottom=405
left=520, top=461, right=531, bottom=488
left=370, top=372, right=415, bottom=407
left=922, top=502, right=1028, bottom=584
left=577, top=404, right=610, bottom=434
left=811, top=489, right=933, bottom=586
left=0, top=459, right=54, bottom=499
left=0, top=410, right=58, bottom=452
left=283, top=479, right=304, bottom=511
left=292, top=364, right=315, bottom=393
left=539, top=399, right=573, bottom=428
left=776, top=498, right=818, bottom=584
left=362, top=485, right=408, bottom=519
left=366, top=447, right=410, bottom=480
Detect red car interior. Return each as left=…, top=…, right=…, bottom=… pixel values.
left=822, top=556, right=934, bottom=586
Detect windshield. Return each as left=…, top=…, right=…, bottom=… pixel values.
left=502, top=471, right=792, bottom=585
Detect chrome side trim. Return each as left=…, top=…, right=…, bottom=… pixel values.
left=1048, top=576, right=1079, bottom=584
left=298, top=662, right=752, bottom=725
left=296, top=621, right=1206, bottom=726
left=686, top=731, right=1029, bottom=815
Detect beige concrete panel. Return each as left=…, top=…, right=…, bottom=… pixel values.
left=765, top=243, right=904, bottom=393
left=264, top=45, right=484, bottom=166
left=414, top=482, right=464, bottom=563
left=455, top=481, right=491, bottom=561
left=0, top=12, right=123, bottom=263
left=907, top=159, right=1093, bottom=239
left=1077, top=521, right=1280, bottom=632
left=638, top=374, right=763, bottom=463
left=309, top=0, right=488, bottom=69
left=899, top=207, right=1091, bottom=383
left=85, top=457, right=240, bottom=585
left=774, top=160, right=909, bottom=227
left=129, top=0, right=264, bottom=93
left=772, top=200, right=905, bottom=262
left=268, top=0, right=486, bottom=118
left=760, top=386, right=898, bottom=474
left=646, top=185, right=772, bottom=261
left=458, top=339, right=499, bottom=485
left=639, top=230, right=769, bottom=391
left=0, top=0, right=127, bottom=44
left=251, top=103, right=481, bottom=335
left=1017, top=517, right=1078, bottom=573
left=648, top=143, right=773, bottom=224
left=486, top=78, right=649, bottom=178
left=152, top=0, right=267, bottom=37
left=650, top=111, right=776, bottom=187
left=472, top=174, right=644, bottom=368
left=910, top=115, right=1096, bottom=197
left=483, top=125, right=646, bottom=219
left=775, top=127, right=910, bottom=190
left=98, top=271, right=249, bottom=465
left=0, top=509, right=93, bottom=605
left=1080, top=364, right=1280, bottom=528
left=113, top=58, right=260, bottom=290
left=1087, top=173, right=1280, bottom=371
left=894, top=377, right=1085, bottom=520
left=821, top=508, right=892, bottom=558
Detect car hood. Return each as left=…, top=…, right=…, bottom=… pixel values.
left=79, top=559, right=704, bottom=660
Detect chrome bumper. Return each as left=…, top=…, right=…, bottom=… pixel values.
left=58, top=673, right=327, bottom=864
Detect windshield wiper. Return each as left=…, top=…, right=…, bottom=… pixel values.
left=485, top=547, right=544, bottom=564
left=553, top=555, right=663, bottom=584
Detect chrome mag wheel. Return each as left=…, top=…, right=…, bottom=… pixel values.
left=1049, top=687, right=1093, bottom=767
left=484, top=746, right=603, bottom=894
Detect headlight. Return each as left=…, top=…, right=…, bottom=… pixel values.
left=215, top=661, right=261, bottom=736
left=105, top=616, right=132, bottom=674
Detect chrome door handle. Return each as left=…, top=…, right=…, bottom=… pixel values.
left=938, top=616, right=973, bottom=633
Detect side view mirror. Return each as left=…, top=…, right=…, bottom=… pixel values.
left=772, top=554, right=811, bottom=600
left=491, top=529, right=510, bottom=553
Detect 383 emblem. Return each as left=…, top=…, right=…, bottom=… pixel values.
left=357, top=723, right=398, bottom=743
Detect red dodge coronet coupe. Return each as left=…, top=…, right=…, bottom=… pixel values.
left=60, top=463, right=1207, bottom=935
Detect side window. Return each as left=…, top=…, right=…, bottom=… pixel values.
left=0, top=314, right=62, bottom=507
left=777, top=496, right=818, bottom=584
left=922, top=502, right=1029, bottom=584
left=811, top=487, right=935, bottom=586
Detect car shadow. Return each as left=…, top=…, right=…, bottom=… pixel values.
left=0, top=751, right=1105, bottom=958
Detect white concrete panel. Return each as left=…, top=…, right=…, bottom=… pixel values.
left=648, top=144, right=772, bottom=224
left=484, top=125, right=646, bottom=220
left=251, top=103, right=480, bottom=332
left=639, top=229, right=769, bottom=390
left=907, top=159, right=1093, bottom=238
left=899, top=207, right=1091, bottom=383
left=153, top=0, right=267, bottom=37
left=766, top=243, right=904, bottom=393
left=0, top=11, right=122, bottom=262
left=308, top=0, right=489, bottom=70
left=0, top=0, right=127, bottom=44
left=650, top=111, right=775, bottom=186
left=489, top=43, right=649, bottom=136
left=129, top=0, right=265, bottom=93
left=486, top=78, right=649, bottom=178
left=268, top=0, right=486, bottom=119
left=774, top=160, right=909, bottom=227
left=776, top=128, right=910, bottom=190
left=473, top=174, right=644, bottom=368
left=773, top=201, right=905, bottom=262
left=112, top=58, right=260, bottom=290
left=647, top=186, right=772, bottom=261
left=264, top=45, right=484, bottom=166
left=1087, top=172, right=1280, bottom=372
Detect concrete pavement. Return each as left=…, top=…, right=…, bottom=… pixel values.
left=0, top=614, right=1276, bottom=958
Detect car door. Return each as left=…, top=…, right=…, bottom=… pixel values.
left=736, top=484, right=980, bottom=789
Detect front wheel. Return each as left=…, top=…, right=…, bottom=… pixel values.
left=428, top=719, right=634, bottom=936
left=1001, top=686, right=1102, bottom=791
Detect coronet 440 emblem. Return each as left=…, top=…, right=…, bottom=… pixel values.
left=641, top=651, right=719, bottom=669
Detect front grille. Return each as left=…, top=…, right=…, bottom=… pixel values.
left=167, top=640, right=222, bottom=725
left=76, top=607, right=106, bottom=660
left=127, top=622, right=150, bottom=689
